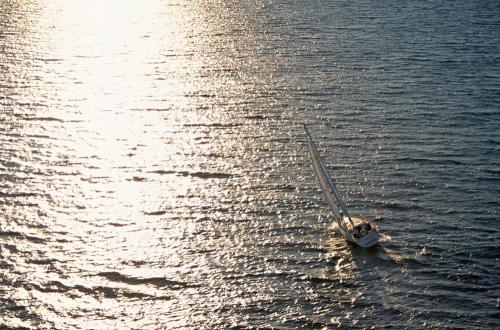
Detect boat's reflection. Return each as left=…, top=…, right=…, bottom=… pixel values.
left=325, top=224, right=424, bottom=327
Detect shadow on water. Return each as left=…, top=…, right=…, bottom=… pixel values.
left=340, top=233, right=444, bottom=328
left=325, top=229, right=435, bottom=329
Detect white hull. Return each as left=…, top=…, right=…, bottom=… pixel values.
left=347, top=229, right=380, bottom=248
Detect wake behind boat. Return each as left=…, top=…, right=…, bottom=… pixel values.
left=304, top=124, right=380, bottom=248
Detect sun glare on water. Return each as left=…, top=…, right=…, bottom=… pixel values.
left=35, top=0, right=197, bottom=217
left=15, top=1, right=232, bottom=327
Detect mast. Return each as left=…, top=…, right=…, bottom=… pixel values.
left=304, top=124, right=355, bottom=228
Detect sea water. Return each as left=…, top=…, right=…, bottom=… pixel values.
left=1, top=0, right=499, bottom=328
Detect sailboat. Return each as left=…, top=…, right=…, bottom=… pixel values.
left=304, top=124, right=380, bottom=248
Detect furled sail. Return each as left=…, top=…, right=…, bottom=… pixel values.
left=304, top=124, right=355, bottom=241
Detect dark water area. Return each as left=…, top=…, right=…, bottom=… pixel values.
left=1, top=0, right=499, bottom=328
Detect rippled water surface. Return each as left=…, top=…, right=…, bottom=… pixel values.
left=1, top=0, right=499, bottom=328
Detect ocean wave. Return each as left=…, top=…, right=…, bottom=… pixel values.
left=150, top=169, right=234, bottom=179
left=97, top=271, right=200, bottom=289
